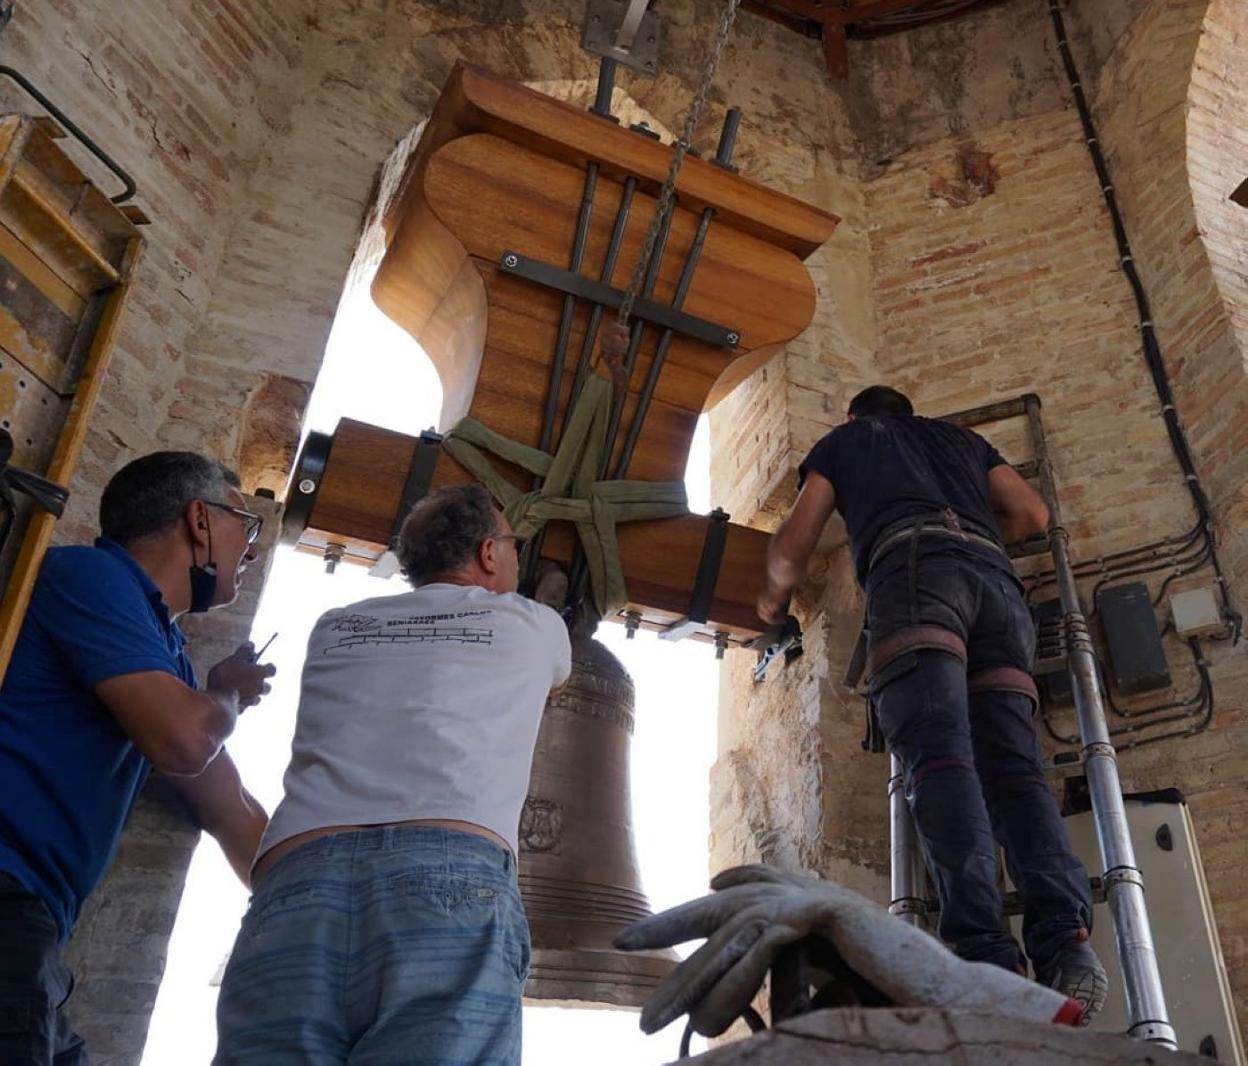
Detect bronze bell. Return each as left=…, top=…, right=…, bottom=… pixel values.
left=519, top=634, right=677, bottom=1006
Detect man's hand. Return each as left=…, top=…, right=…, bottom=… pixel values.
left=615, top=864, right=1074, bottom=1038
left=207, top=642, right=276, bottom=709
left=756, top=587, right=789, bottom=626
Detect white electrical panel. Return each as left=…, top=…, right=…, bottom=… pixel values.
left=1170, top=587, right=1223, bottom=637
left=1010, top=798, right=1245, bottom=1063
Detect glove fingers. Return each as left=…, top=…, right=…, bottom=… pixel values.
left=615, top=885, right=778, bottom=951
left=711, top=864, right=811, bottom=892
left=638, top=908, right=770, bottom=1035
left=688, top=923, right=807, bottom=1037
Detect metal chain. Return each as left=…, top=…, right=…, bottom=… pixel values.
left=617, top=0, right=741, bottom=326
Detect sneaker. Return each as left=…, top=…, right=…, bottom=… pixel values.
left=1034, top=931, right=1109, bottom=1024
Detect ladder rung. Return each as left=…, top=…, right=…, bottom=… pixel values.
left=1007, top=535, right=1052, bottom=558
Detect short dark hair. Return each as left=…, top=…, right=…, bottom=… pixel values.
left=99, top=451, right=241, bottom=545
left=396, top=484, right=499, bottom=587
left=848, top=385, right=913, bottom=418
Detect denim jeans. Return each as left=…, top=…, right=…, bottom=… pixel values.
left=0, top=873, right=88, bottom=1066
left=865, top=544, right=1093, bottom=972
left=214, top=826, right=530, bottom=1065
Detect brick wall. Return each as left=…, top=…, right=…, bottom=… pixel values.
left=1186, top=0, right=1248, bottom=590
left=709, top=0, right=1248, bottom=1038
left=0, top=2, right=309, bottom=537
left=3, top=0, right=1246, bottom=1056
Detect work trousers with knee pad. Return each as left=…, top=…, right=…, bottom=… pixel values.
left=865, top=544, right=1093, bottom=974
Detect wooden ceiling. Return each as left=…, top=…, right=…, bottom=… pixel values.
left=742, top=0, right=1007, bottom=77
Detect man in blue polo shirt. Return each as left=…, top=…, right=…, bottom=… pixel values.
left=0, top=451, right=277, bottom=1065
left=756, top=386, right=1107, bottom=1021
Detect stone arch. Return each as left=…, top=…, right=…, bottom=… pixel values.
left=1186, top=0, right=1248, bottom=575
left=1069, top=0, right=1248, bottom=593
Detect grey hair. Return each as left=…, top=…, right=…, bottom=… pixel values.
left=396, top=484, right=499, bottom=587
left=99, top=451, right=240, bottom=546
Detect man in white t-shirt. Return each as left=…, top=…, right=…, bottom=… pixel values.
left=214, top=484, right=571, bottom=1065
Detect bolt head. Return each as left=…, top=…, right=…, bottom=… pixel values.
left=504, top=253, right=519, bottom=268
left=298, top=478, right=317, bottom=494
left=726, top=331, right=740, bottom=345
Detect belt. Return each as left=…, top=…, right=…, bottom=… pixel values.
left=866, top=508, right=1006, bottom=574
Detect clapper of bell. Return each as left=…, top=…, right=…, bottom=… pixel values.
left=281, top=63, right=836, bottom=1006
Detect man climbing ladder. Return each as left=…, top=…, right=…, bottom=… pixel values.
left=756, top=384, right=1109, bottom=1019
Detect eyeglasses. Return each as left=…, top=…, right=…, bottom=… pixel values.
left=494, top=533, right=527, bottom=556
left=203, top=500, right=264, bottom=545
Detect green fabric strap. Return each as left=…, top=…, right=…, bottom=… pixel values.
left=442, top=374, right=687, bottom=617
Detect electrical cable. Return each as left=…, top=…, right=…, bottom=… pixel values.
left=1049, top=0, right=1242, bottom=643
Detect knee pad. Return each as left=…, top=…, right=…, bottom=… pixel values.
left=865, top=625, right=967, bottom=691
left=968, top=666, right=1039, bottom=713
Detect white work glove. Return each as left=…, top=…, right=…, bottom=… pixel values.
left=615, top=864, right=1083, bottom=1037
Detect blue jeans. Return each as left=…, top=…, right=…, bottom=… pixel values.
left=0, top=873, right=88, bottom=1066
left=866, top=545, right=1093, bottom=972
left=214, top=827, right=530, bottom=1065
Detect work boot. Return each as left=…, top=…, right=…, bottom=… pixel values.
left=1034, top=930, right=1108, bottom=1024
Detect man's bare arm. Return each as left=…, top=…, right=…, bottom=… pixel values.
left=758, top=472, right=837, bottom=623
left=988, top=463, right=1050, bottom=544
left=164, top=749, right=268, bottom=888
left=95, top=671, right=240, bottom=776
left=94, top=644, right=274, bottom=777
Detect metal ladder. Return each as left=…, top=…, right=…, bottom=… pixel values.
left=885, top=393, right=1176, bottom=1048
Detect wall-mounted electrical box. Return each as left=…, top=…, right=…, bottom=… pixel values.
left=1097, top=582, right=1170, bottom=694
left=1170, top=587, right=1222, bottom=638
left=1031, top=598, right=1073, bottom=707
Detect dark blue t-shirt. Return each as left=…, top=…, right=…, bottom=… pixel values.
left=798, top=415, right=1010, bottom=584
left=0, top=538, right=196, bottom=941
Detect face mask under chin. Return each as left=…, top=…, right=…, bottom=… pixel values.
left=188, top=562, right=218, bottom=614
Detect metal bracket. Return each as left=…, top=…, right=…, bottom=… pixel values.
left=660, top=507, right=730, bottom=642
left=390, top=429, right=443, bottom=544
left=582, top=0, right=662, bottom=76
left=500, top=251, right=739, bottom=349
left=280, top=430, right=333, bottom=546
left=0, top=429, right=69, bottom=520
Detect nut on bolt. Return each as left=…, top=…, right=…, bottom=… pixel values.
left=323, top=541, right=346, bottom=575
left=503, top=253, right=519, bottom=269
left=714, top=631, right=729, bottom=660
left=623, top=610, right=642, bottom=639
left=726, top=331, right=740, bottom=346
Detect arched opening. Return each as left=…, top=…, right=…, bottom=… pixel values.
left=144, top=89, right=720, bottom=1064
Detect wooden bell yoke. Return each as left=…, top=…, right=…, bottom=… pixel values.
left=283, top=62, right=837, bottom=645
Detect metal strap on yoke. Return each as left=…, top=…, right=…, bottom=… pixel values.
left=389, top=429, right=444, bottom=544
left=661, top=506, right=730, bottom=641
left=863, top=625, right=967, bottom=683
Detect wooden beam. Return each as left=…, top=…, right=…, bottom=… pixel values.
left=739, top=0, right=817, bottom=35
left=822, top=22, right=849, bottom=78
left=826, top=0, right=935, bottom=27
left=744, top=0, right=827, bottom=21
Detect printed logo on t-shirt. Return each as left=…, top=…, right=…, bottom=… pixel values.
left=325, top=611, right=495, bottom=652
